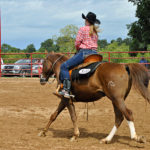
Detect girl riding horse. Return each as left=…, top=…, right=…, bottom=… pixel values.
left=59, top=12, right=100, bottom=98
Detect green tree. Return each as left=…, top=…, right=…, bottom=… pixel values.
left=41, top=39, right=53, bottom=49
left=25, top=44, right=36, bottom=53
left=56, top=24, right=78, bottom=53
left=129, top=38, right=140, bottom=56
left=2, top=44, right=11, bottom=53
left=116, top=37, right=123, bottom=46
left=122, top=38, right=131, bottom=45
left=2, top=43, right=21, bottom=53
left=56, top=36, right=73, bottom=52
left=110, top=40, right=115, bottom=43
left=128, top=0, right=150, bottom=51
left=25, top=44, right=36, bottom=58
left=98, top=39, right=108, bottom=49
left=39, top=39, right=59, bottom=52
left=1, top=44, right=27, bottom=63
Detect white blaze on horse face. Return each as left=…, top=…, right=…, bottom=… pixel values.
left=127, top=121, right=137, bottom=139
left=40, top=73, right=45, bottom=80
left=40, top=73, right=43, bottom=79
left=105, top=125, right=117, bottom=141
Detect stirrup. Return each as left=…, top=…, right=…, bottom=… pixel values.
left=59, top=90, right=75, bottom=98
left=59, top=89, right=70, bottom=98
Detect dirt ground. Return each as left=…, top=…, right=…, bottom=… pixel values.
left=0, top=78, right=150, bottom=150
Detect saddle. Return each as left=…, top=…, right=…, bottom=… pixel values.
left=69, top=54, right=103, bottom=81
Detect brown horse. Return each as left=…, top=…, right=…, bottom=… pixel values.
left=39, top=52, right=150, bottom=143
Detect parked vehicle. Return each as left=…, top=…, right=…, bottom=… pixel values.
left=32, top=59, right=43, bottom=77
left=2, top=59, right=42, bottom=77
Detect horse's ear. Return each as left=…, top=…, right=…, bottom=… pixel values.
left=45, top=50, right=48, bottom=53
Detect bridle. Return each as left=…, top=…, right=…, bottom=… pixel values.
left=40, top=55, right=64, bottom=83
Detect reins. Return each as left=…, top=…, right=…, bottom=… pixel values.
left=46, top=55, right=64, bottom=82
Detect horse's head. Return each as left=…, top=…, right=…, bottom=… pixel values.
left=40, top=53, right=68, bottom=85
left=40, top=57, right=54, bottom=85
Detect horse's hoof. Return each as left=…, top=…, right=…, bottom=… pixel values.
left=38, top=131, right=46, bottom=137
left=100, top=138, right=111, bottom=144
left=136, top=136, right=146, bottom=143
left=70, top=136, right=77, bottom=142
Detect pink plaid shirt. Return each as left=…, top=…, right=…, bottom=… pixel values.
left=75, top=25, right=98, bottom=51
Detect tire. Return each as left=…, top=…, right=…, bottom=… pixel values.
left=20, top=70, right=26, bottom=77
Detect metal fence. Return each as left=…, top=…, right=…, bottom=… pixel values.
left=0, top=51, right=150, bottom=77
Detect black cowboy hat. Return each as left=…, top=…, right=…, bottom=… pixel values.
left=82, top=12, right=101, bottom=25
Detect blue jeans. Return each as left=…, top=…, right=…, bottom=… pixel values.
left=60, top=49, right=97, bottom=82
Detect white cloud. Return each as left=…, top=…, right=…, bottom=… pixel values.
left=0, top=0, right=137, bottom=49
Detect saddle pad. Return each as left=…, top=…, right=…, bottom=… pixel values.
left=71, top=62, right=102, bottom=81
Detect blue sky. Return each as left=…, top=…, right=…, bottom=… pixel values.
left=0, top=0, right=137, bottom=50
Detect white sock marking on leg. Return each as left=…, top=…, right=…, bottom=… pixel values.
left=127, top=121, right=137, bottom=139
left=106, top=125, right=117, bottom=141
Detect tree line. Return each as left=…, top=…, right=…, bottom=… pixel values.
left=1, top=36, right=132, bottom=54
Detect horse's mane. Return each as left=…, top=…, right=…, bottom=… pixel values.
left=46, top=52, right=69, bottom=62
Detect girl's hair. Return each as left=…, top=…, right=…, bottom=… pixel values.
left=89, top=25, right=100, bottom=36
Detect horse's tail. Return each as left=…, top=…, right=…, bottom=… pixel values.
left=127, top=63, right=150, bottom=103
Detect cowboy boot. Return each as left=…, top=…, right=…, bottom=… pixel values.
left=59, top=79, right=71, bottom=98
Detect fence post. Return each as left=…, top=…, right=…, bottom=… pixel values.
left=0, top=10, right=1, bottom=77
left=31, top=53, right=33, bottom=77
left=108, top=52, right=111, bottom=62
